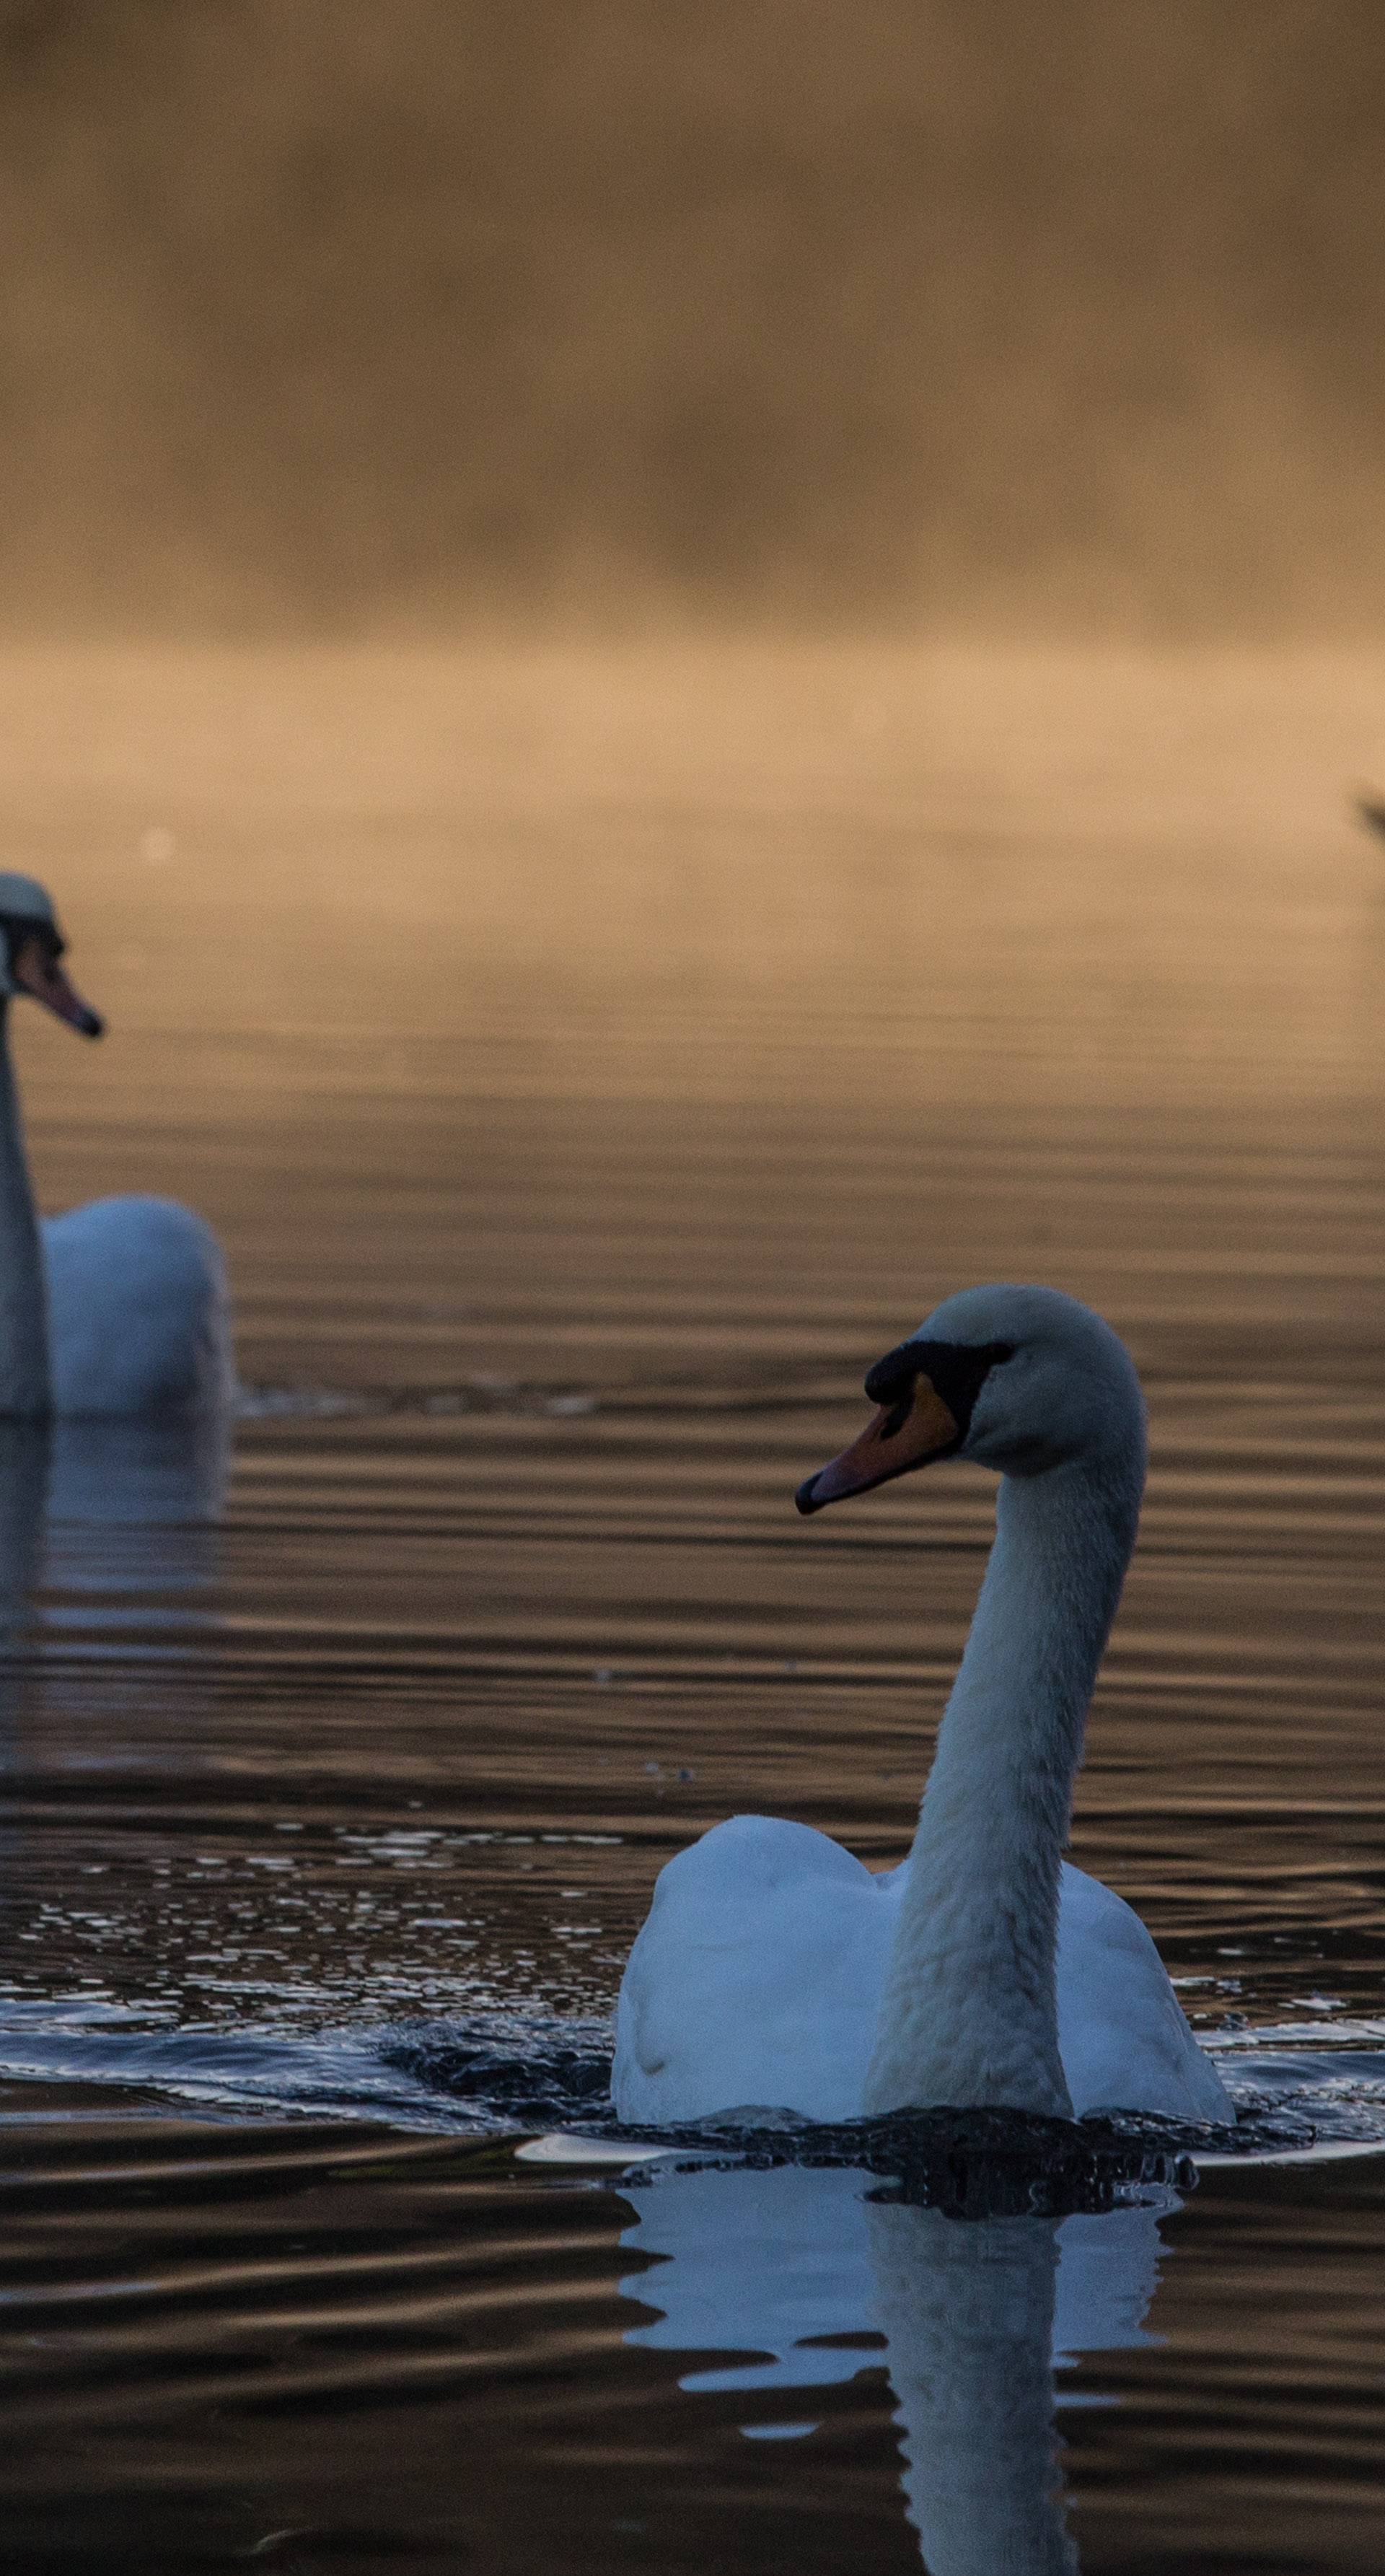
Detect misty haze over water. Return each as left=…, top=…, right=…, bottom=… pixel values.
left=1, top=0, right=1383, bottom=634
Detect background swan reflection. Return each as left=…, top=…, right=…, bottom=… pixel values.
left=38, top=1416, right=228, bottom=1678
left=0, top=1413, right=227, bottom=1717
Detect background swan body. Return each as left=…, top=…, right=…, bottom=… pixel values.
left=612, top=1284, right=1233, bottom=2129
left=43, top=1197, right=231, bottom=1418
left=0, top=875, right=232, bottom=1421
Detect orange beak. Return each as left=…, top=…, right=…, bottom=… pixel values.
left=796, top=1372, right=961, bottom=1515
left=10, top=933, right=104, bottom=1038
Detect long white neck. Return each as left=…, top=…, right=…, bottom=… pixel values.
left=865, top=1444, right=1142, bottom=2117
left=0, top=1005, right=50, bottom=1419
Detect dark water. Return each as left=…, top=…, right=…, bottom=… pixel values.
left=5, top=645, right=1385, bottom=2570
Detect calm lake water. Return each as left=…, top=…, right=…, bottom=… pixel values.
left=4, top=641, right=1385, bottom=2570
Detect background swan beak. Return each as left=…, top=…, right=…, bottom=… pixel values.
left=10, top=939, right=105, bottom=1038
left=795, top=1375, right=960, bottom=1514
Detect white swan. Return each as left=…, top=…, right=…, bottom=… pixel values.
left=613, top=1284, right=1233, bottom=2128
left=0, top=875, right=231, bottom=1419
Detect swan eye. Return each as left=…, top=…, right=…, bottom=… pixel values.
left=862, top=1334, right=1017, bottom=1443
left=0, top=917, right=63, bottom=968
left=863, top=1344, right=923, bottom=1406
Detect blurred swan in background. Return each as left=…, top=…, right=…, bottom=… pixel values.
left=620, top=2157, right=1177, bottom=2571
left=0, top=875, right=231, bottom=1421
left=615, top=1285, right=1232, bottom=2129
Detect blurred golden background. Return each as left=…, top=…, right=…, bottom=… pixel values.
left=0, top=1, right=1381, bottom=635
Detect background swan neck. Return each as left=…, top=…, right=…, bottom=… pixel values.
left=0, top=1006, right=50, bottom=1419
left=864, top=1444, right=1143, bottom=2116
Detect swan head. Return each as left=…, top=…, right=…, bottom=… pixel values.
left=0, top=875, right=103, bottom=1038
left=796, top=1284, right=1146, bottom=1514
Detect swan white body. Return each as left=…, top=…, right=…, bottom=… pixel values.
left=614, top=1825, right=1228, bottom=2124
left=0, top=874, right=232, bottom=1421
left=613, top=1285, right=1233, bottom=2129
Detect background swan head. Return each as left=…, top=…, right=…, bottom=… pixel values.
left=0, top=875, right=103, bottom=1038
left=796, top=1284, right=1146, bottom=1513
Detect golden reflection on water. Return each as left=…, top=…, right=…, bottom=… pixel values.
left=6, top=640, right=1385, bottom=1111
left=6, top=641, right=1385, bottom=1997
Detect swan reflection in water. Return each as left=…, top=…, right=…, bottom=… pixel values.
left=618, top=2160, right=1176, bottom=2572
left=38, top=1412, right=229, bottom=1670
left=46, top=1409, right=229, bottom=1533
left=0, top=1424, right=48, bottom=1668
left=0, top=1414, right=229, bottom=1722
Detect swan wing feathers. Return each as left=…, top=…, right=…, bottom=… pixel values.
left=42, top=1197, right=232, bottom=1417
left=1056, top=1864, right=1232, bottom=2124
left=613, top=1834, right=1231, bottom=2129
left=612, top=1815, right=897, bottom=2126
